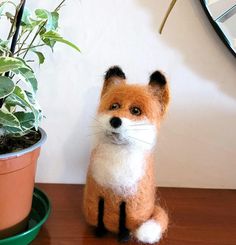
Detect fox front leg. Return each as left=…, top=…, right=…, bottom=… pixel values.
left=118, top=202, right=130, bottom=242
left=95, top=198, right=107, bottom=237
left=83, top=183, right=107, bottom=237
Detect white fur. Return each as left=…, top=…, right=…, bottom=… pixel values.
left=90, top=114, right=157, bottom=196
left=91, top=143, right=145, bottom=196
left=134, top=219, right=162, bottom=244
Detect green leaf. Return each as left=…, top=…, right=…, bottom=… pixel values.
left=5, top=86, right=32, bottom=110
left=0, top=39, right=9, bottom=52
left=0, top=1, right=7, bottom=16
left=16, top=57, right=33, bottom=71
left=25, top=90, right=35, bottom=104
left=22, top=19, right=44, bottom=32
left=0, top=76, right=15, bottom=98
left=5, top=87, right=29, bottom=110
left=0, top=109, right=20, bottom=128
left=9, top=86, right=40, bottom=129
left=5, top=11, right=14, bottom=21
left=39, top=27, right=55, bottom=49
left=0, top=0, right=16, bottom=16
left=3, top=103, right=15, bottom=113
left=35, top=9, right=58, bottom=31
left=35, top=9, right=48, bottom=19
left=0, top=57, right=30, bottom=73
left=5, top=90, right=36, bottom=112
left=10, top=86, right=32, bottom=108
left=51, top=12, right=59, bottom=30
left=42, top=30, right=80, bottom=52
left=30, top=19, right=45, bottom=28
left=14, top=111, right=35, bottom=131
left=3, top=126, right=22, bottom=134
left=0, top=4, right=5, bottom=16
left=33, top=50, right=45, bottom=64
left=13, top=68, right=38, bottom=93
left=0, top=39, right=9, bottom=47
left=37, top=10, right=59, bottom=49
left=0, top=40, right=10, bottom=55
left=31, top=107, right=40, bottom=130
left=5, top=94, right=27, bottom=110
left=21, top=7, right=31, bottom=26
left=41, top=36, right=56, bottom=49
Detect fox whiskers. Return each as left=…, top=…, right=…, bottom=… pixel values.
left=127, top=135, right=152, bottom=146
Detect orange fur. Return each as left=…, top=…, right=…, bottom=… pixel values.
left=99, top=84, right=165, bottom=126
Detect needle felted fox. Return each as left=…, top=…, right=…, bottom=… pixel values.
left=83, top=66, right=170, bottom=244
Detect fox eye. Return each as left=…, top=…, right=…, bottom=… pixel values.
left=130, top=106, right=142, bottom=116
left=109, top=103, right=120, bottom=110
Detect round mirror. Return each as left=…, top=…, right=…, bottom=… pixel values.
left=201, top=0, right=236, bottom=57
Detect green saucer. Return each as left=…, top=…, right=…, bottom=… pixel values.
left=0, top=188, right=51, bottom=245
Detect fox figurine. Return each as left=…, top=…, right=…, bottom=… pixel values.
left=83, top=66, right=170, bottom=244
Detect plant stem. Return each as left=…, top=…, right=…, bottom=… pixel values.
left=9, top=0, right=26, bottom=55
left=15, top=44, right=45, bottom=55
left=22, top=22, right=46, bottom=59
left=7, top=0, right=25, bottom=42
left=15, top=29, right=32, bottom=55
left=159, top=0, right=178, bottom=34
left=16, top=28, right=25, bottom=44
left=7, top=10, right=17, bottom=40
left=55, top=0, right=66, bottom=12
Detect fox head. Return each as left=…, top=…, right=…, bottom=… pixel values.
left=93, top=66, right=170, bottom=150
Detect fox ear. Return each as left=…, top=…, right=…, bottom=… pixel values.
left=149, top=71, right=170, bottom=116
left=101, top=66, right=126, bottom=97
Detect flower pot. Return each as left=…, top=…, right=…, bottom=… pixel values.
left=0, top=128, right=46, bottom=239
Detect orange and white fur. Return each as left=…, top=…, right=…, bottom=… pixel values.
left=83, top=66, right=170, bottom=244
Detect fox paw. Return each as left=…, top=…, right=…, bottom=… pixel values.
left=118, top=229, right=130, bottom=243
left=94, top=225, right=107, bottom=237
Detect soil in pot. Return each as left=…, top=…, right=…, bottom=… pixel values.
left=0, top=130, right=41, bottom=155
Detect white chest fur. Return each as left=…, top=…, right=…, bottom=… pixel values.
left=90, top=143, right=147, bottom=196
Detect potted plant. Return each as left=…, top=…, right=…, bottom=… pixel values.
left=0, top=0, right=80, bottom=238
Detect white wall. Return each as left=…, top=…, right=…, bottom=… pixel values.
left=6, top=0, right=236, bottom=188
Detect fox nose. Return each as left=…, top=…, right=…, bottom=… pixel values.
left=110, top=117, right=122, bottom=128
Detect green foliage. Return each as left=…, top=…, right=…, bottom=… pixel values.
left=13, top=68, right=38, bottom=93
left=42, top=31, right=80, bottom=52
left=33, top=50, right=45, bottom=64
left=0, top=56, right=30, bottom=73
left=0, top=109, right=20, bottom=128
left=0, top=76, right=14, bottom=98
left=0, top=0, right=80, bottom=137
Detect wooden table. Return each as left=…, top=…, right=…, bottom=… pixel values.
left=32, top=184, right=236, bottom=245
